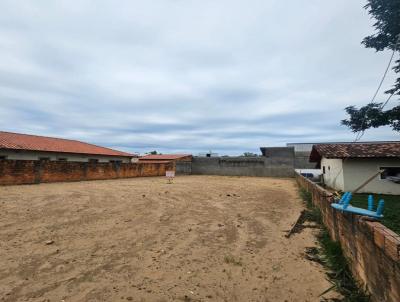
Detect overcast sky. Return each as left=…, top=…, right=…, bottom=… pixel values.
left=0, top=1, right=399, bottom=155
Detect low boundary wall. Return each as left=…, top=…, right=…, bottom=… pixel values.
left=175, top=161, right=192, bottom=175
left=0, top=160, right=173, bottom=185
left=191, top=156, right=294, bottom=177
left=296, top=173, right=400, bottom=302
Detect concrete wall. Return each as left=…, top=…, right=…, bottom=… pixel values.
left=0, top=160, right=173, bottom=185
left=0, top=149, right=132, bottom=163
left=139, top=155, right=193, bottom=162
left=175, top=161, right=192, bottom=175
left=321, top=158, right=345, bottom=191
left=192, top=148, right=295, bottom=177
left=343, top=158, right=400, bottom=195
left=296, top=173, right=400, bottom=302
left=294, top=151, right=316, bottom=169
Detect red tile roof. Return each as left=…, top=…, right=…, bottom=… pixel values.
left=0, top=131, right=135, bottom=157
left=139, top=154, right=192, bottom=161
left=310, top=142, right=400, bottom=162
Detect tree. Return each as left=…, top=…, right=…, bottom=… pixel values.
left=242, top=152, right=258, bottom=157
left=147, top=150, right=159, bottom=155
left=341, top=0, right=400, bottom=133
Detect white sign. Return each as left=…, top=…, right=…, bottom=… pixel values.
left=166, top=171, right=175, bottom=178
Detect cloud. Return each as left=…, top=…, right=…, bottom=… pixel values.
left=0, top=0, right=398, bottom=155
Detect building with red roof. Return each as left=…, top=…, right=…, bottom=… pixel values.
left=0, top=131, right=136, bottom=163
left=309, top=142, right=400, bottom=194
left=139, top=154, right=192, bottom=162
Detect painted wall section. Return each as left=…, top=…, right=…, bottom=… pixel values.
left=321, top=158, right=344, bottom=191
left=296, top=173, right=400, bottom=302
left=343, top=158, right=400, bottom=195
left=0, top=150, right=131, bottom=163
left=0, top=160, right=172, bottom=185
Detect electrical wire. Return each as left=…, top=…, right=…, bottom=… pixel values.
left=353, top=34, right=400, bottom=141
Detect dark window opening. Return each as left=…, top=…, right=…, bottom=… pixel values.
left=322, top=166, right=326, bottom=174
left=380, top=167, right=400, bottom=180
left=39, top=157, right=50, bottom=161
left=89, top=159, right=99, bottom=163
left=0, top=156, right=7, bottom=160
left=58, top=158, right=67, bottom=161
left=109, top=160, right=122, bottom=163
left=328, top=166, right=331, bottom=171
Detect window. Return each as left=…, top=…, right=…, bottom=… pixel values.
left=109, top=160, right=122, bottom=164
left=322, top=166, right=326, bottom=174
left=89, top=159, right=99, bottom=163
left=328, top=166, right=331, bottom=171
left=380, top=167, right=400, bottom=180
left=0, top=156, right=7, bottom=160
left=58, top=158, right=67, bottom=161
left=39, top=157, right=50, bottom=161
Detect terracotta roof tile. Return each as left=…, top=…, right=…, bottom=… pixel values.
left=0, top=131, right=135, bottom=157
left=310, top=142, right=400, bottom=162
left=139, top=154, right=192, bottom=160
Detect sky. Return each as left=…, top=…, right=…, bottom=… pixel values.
left=0, top=1, right=399, bottom=155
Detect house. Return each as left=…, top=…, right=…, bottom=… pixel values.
left=309, top=142, right=400, bottom=195
left=139, top=154, right=192, bottom=162
left=0, top=131, right=136, bottom=163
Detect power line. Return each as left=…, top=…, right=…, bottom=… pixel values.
left=353, top=34, right=400, bottom=141
left=369, top=50, right=395, bottom=104
left=353, top=49, right=398, bottom=142
left=380, top=90, right=396, bottom=110
left=332, top=36, right=400, bottom=183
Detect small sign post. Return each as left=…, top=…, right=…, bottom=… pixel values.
left=166, top=170, right=175, bottom=184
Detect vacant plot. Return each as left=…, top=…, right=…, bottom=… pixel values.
left=0, top=176, right=336, bottom=302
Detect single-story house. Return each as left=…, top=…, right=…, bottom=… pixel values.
left=0, top=131, right=136, bottom=163
left=139, top=154, right=192, bottom=162
left=309, top=142, right=400, bottom=195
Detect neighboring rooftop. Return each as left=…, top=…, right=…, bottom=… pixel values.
left=0, top=131, right=135, bottom=157
left=287, top=141, right=400, bottom=152
left=309, top=142, right=400, bottom=162
left=139, top=154, right=192, bottom=161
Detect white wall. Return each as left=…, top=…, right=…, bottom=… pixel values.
left=343, top=158, right=400, bottom=195
left=321, top=158, right=345, bottom=191
left=0, top=150, right=131, bottom=163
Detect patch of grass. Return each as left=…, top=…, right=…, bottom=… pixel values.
left=298, top=188, right=370, bottom=301
left=351, top=193, right=400, bottom=234
left=299, top=188, right=322, bottom=224
left=318, top=229, right=370, bottom=301
left=299, top=188, right=313, bottom=208
left=224, top=254, right=242, bottom=266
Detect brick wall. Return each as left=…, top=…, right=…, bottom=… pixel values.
left=0, top=160, right=174, bottom=185
left=296, top=173, right=400, bottom=302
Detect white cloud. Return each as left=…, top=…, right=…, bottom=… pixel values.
left=0, top=0, right=398, bottom=155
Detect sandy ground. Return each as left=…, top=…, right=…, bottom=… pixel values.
left=0, top=176, right=337, bottom=302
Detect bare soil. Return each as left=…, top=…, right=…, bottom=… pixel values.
left=0, top=176, right=337, bottom=302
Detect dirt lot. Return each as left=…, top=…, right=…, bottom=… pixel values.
left=0, top=176, right=336, bottom=302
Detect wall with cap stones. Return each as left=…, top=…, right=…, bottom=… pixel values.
left=296, top=173, right=400, bottom=302
left=0, top=160, right=173, bottom=185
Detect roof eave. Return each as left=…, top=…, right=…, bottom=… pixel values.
left=0, top=147, right=135, bottom=158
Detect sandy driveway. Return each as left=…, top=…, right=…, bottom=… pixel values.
left=0, top=176, right=335, bottom=302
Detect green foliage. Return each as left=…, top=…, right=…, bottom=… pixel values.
left=351, top=193, right=400, bottom=234
left=318, top=229, right=370, bottom=302
left=147, top=150, right=159, bottom=155
left=342, top=0, right=400, bottom=132
left=299, top=188, right=313, bottom=208
left=298, top=188, right=370, bottom=301
left=224, top=255, right=242, bottom=266
left=242, top=152, right=258, bottom=157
